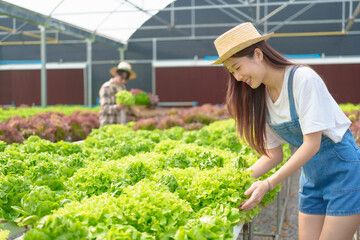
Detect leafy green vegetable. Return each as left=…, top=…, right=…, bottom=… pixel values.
left=32, top=181, right=193, bottom=239
left=156, top=174, right=180, bottom=193
left=13, top=186, right=66, bottom=226
left=106, top=224, right=155, bottom=239
left=0, top=175, right=31, bottom=221
left=66, top=152, right=165, bottom=199
left=115, top=90, right=135, bottom=107
left=174, top=216, right=235, bottom=240
left=24, top=214, right=90, bottom=240
left=117, top=180, right=193, bottom=238
left=0, top=141, right=6, bottom=152
left=0, top=229, right=9, bottom=240
left=134, top=92, right=150, bottom=106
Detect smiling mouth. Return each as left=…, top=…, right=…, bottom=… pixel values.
left=244, top=77, right=251, bottom=85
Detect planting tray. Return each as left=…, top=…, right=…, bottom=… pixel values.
left=4, top=222, right=244, bottom=239
left=0, top=221, right=27, bottom=240
left=233, top=223, right=244, bottom=239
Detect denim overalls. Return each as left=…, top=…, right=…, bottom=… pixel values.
left=267, top=65, right=360, bottom=216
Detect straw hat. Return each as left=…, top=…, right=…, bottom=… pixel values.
left=110, top=61, right=137, bottom=80
left=212, top=22, right=274, bottom=65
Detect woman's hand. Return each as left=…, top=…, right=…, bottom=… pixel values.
left=239, top=180, right=269, bottom=211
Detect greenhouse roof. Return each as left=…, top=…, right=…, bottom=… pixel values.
left=0, top=0, right=175, bottom=47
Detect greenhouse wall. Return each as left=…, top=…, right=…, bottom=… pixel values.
left=155, top=66, right=228, bottom=105
left=312, top=63, right=360, bottom=104
left=1, top=0, right=360, bottom=106
left=0, top=68, right=85, bottom=106
left=153, top=60, right=360, bottom=105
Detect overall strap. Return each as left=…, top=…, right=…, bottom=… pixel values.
left=288, top=65, right=301, bottom=121
left=266, top=65, right=301, bottom=124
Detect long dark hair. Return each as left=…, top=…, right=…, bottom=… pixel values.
left=226, top=40, right=293, bottom=156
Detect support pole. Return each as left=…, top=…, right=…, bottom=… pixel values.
left=86, top=39, right=92, bottom=106
left=191, top=0, right=195, bottom=37
left=152, top=39, right=157, bottom=95
left=152, top=38, right=157, bottom=61
left=119, top=48, right=125, bottom=62
left=39, top=25, right=47, bottom=107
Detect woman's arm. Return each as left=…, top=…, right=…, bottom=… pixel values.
left=248, top=145, right=284, bottom=179
left=240, top=131, right=322, bottom=211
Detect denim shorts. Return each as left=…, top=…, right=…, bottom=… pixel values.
left=298, top=130, right=360, bottom=216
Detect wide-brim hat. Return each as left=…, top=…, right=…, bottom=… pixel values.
left=110, top=61, right=137, bottom=80
left=212, top=22, right=274, bottom=65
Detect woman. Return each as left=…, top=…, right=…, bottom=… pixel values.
left=212, top=22, right=360, bottom=239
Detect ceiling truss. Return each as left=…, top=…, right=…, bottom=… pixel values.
left=0, top=0, right=358, bottom=46
left=0, top=0, right=358, bottom=54
left=128, top=0, right=360, bottom=42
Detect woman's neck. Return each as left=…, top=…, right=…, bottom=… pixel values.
left=263, top=66, right=287, bottom=103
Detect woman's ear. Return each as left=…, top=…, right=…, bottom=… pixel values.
left=254, top=48, right=264, bottom=61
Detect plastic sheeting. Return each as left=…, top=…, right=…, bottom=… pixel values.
left=2, top=0, right=175, bottom=44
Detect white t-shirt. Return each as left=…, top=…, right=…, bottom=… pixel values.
left=265, top=66, right=351, bottom=149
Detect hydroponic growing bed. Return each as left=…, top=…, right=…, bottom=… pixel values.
left=0, top=119, right=285, bottom=239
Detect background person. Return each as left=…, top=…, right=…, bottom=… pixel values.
left=212, top=22, right=360, bottom=240
left=99, top=61, right=137, bottom=126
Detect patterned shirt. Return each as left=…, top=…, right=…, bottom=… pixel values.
left=99, top=79, right=126, bottom=126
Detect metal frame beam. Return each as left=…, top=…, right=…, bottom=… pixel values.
left=0, top=21, right=58, bottom=44
left=128, top=30, right=360, bottom=43
left=124, top=0, right=188, bottom=36
left=267, top=2, right=317, bottom=33
left=346, top=2, right=360, bottom=32
left=258, top=0, right=293, bottom=24
left=206, top=0, right=249, bottom=23
left=111, top=19, right=359, bottom=32
left=69, top=0, right=354, bottom=13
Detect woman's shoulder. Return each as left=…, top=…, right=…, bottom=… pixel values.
left=100, top=79, right=111, bottom=88
left=293, top=65, right=324, bottom=87
left=295, top=65, right=319, bottom=77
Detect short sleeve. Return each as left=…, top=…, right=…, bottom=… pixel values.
left=293, top=67, right=336, bottom=135
left=264, top=122, right=285, bottom=149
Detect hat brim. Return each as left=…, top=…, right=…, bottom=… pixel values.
left=211, top=32, right=274, bottom=65
left=110, top=67, right=137, bottom=80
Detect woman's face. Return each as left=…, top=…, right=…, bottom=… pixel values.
left=223, top=48, right=266, bottom=89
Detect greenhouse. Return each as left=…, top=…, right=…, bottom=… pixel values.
left=0, top=0, right=360, bottom=239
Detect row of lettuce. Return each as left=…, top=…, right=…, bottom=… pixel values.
left=0, top=105, right=99, bottom=122
left=0, top=105, right=230, bottom=145
left=1, top=103, right=358, bottom=122
left=0, top=119, right=290, bottom=239
left=1, top=103, right=360, bottom=146
left=0, top=111, right=99, bottom=144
